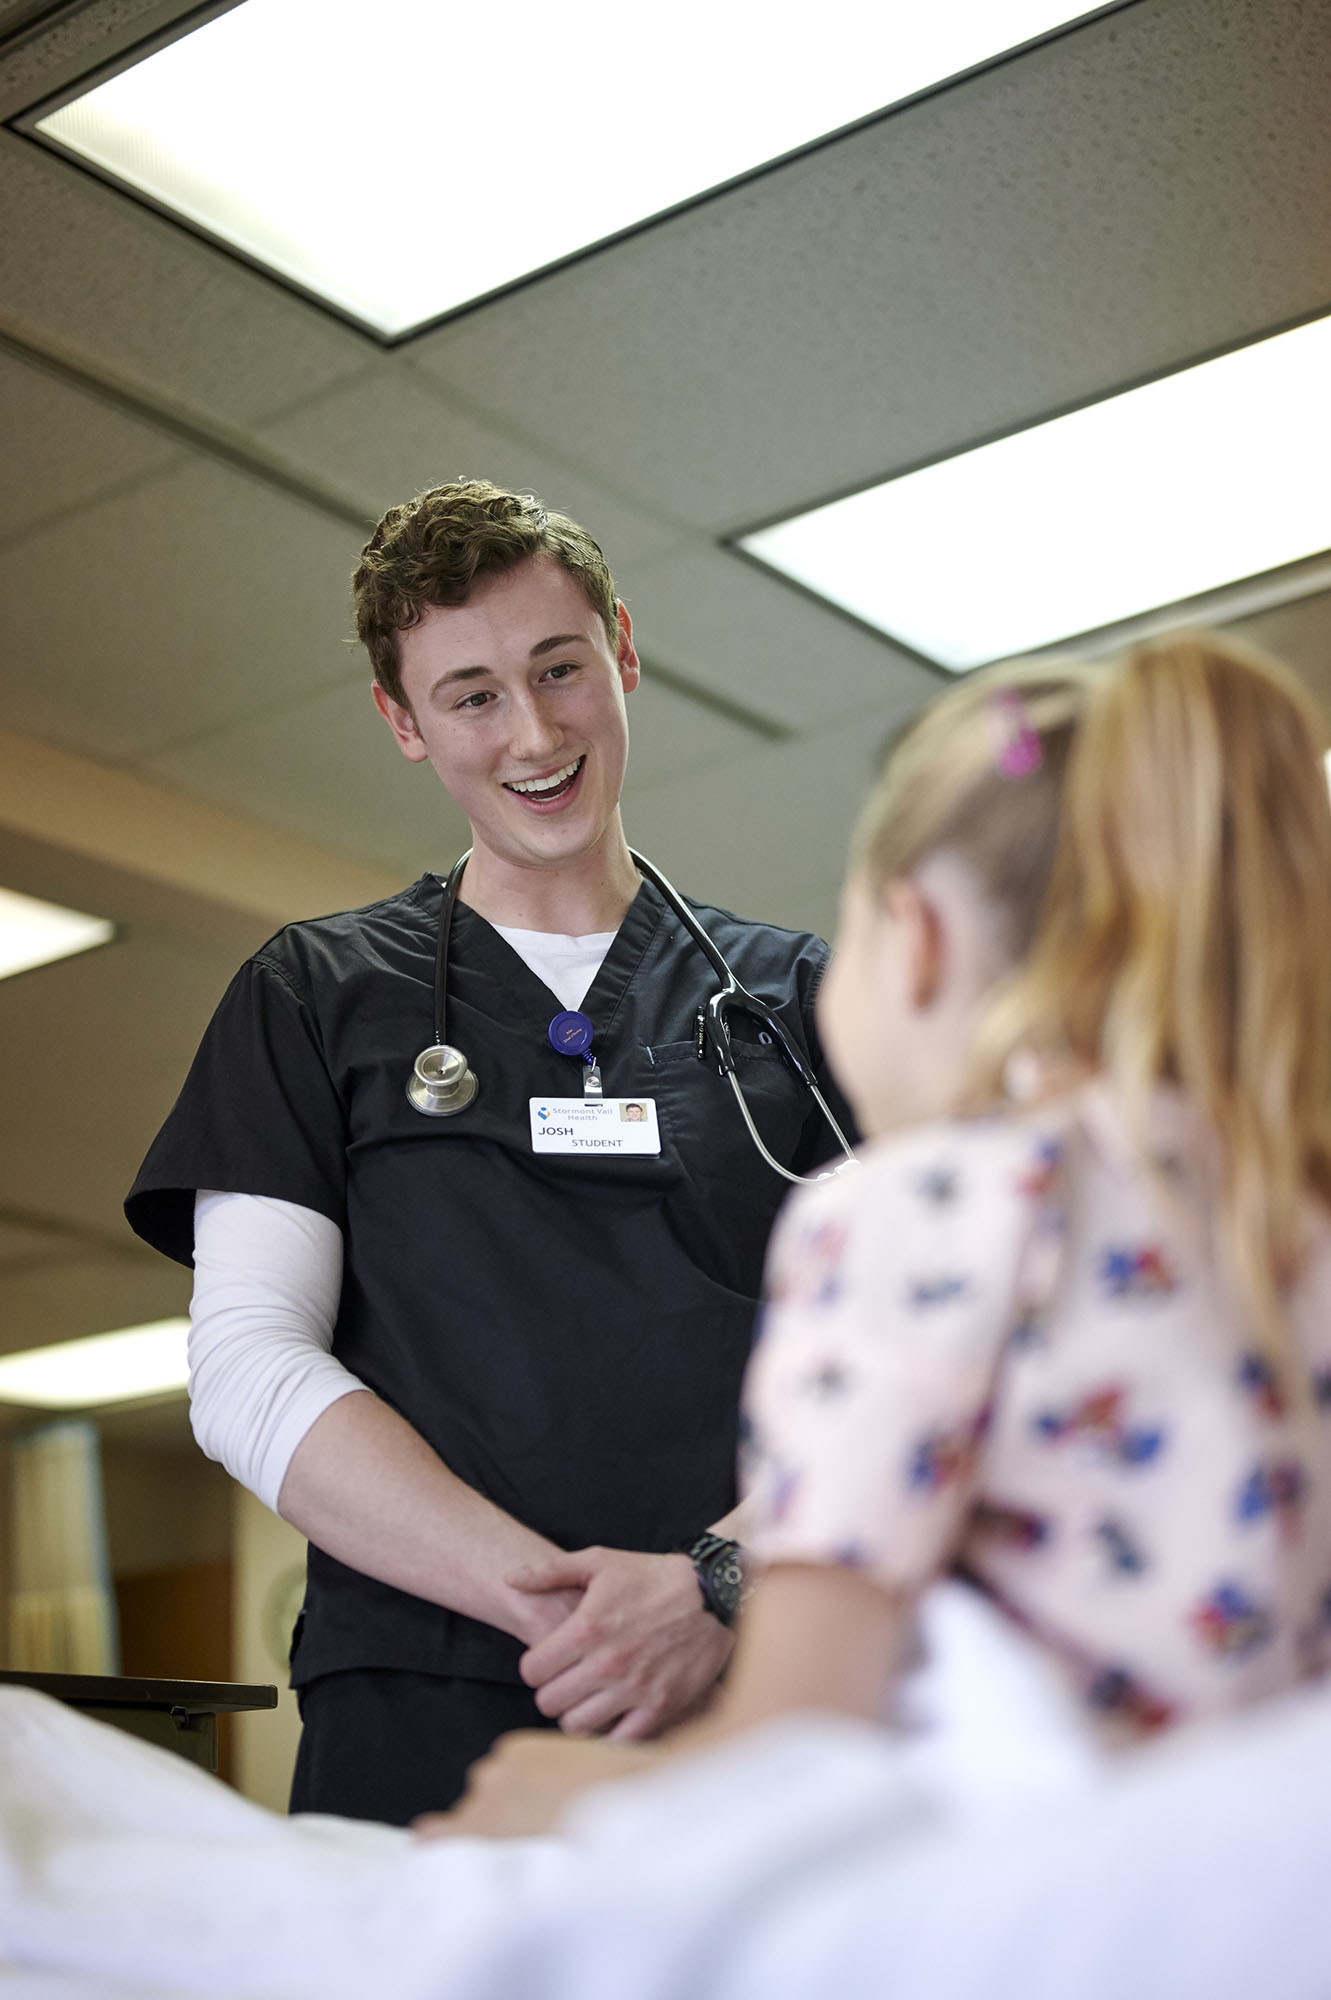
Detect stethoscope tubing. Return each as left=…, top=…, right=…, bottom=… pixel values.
left=430, top=848, right=472, bottom=1050
left=415, top=849, right=857, bottom=1180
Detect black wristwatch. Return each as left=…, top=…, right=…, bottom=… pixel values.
left=683, top=1532, right=746, bottom=1628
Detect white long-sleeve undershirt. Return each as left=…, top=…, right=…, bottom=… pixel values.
left=187, top=925, right=613, bottom=1510
left=189, top=1190, right=354, bottom=1509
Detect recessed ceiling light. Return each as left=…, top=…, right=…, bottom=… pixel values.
left=0, top=887, right=113, bottom=982
left=29, top=0, right=1110, bottom=340
left=740, top=313, right=1331, bottom=671
left=0, top=1320, right=190, bottom=1409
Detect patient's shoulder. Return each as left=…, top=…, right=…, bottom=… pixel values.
left=768, top=1110, right=1062, bottom=1301
left=850, top=1110, right=1065, bottom=1220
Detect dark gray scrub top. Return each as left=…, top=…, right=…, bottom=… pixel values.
left=126, top=875, right=851, bottom=1686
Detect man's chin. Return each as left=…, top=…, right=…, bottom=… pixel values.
left=478, top=814, right=614, bottom=875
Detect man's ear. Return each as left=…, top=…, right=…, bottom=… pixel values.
left=884, top=878, right=944, bottom=1010
left=372, top=681, right=430, bottom=763
left=615, top=602, right=641, bottom=694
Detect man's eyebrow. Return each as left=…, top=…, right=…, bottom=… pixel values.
left=529, top=631, right=591, bottom=658
left=427, top=664, right=491, bottom=697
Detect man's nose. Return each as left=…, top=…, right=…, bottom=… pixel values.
left=507, top=694, right=562, bottom=764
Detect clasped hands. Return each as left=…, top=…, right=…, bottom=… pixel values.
left=514, top=1543, right=731, bottom=1740
left=416, top=1544, right=730, bottom=1840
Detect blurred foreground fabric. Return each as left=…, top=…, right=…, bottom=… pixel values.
left=0, top=1584, right=1327, bottom=2000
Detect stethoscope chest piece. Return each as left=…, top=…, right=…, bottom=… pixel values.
left=407, top=1042, right=478, bottom=1117
left=408, top=846, right=855, bottom=1179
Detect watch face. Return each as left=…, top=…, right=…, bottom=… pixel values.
left=687, top=1534, right=745, bottom=1625
left=713, top=1551, right=743, bottom=1611
left=702, top=1545, right=744, bottom=1623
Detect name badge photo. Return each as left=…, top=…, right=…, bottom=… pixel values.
left=529, top=1096, right=661, bottom=1156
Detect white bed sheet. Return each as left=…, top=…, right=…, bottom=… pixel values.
left=0, top=1976, right=165, bottom=1999
left=1, top=1583, right=1327, bottom=2000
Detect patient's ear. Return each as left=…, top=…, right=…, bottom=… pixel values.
left=884, top=879, right=944, bottom=1011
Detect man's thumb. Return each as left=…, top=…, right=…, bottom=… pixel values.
left=507, top=1551, right=587, bottom=1594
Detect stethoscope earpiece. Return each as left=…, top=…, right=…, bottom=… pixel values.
left=407, top=1041, right=478, bottom=1117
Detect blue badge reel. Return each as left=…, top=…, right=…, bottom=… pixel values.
left=548, top=1010, right=594, bottom=1057
left=536, top=1011, right=659, bottom=1153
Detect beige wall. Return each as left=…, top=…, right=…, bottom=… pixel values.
left=231, top=1483, right=305, bottom=1812
left=101, top=1437, right=231, bottom=1577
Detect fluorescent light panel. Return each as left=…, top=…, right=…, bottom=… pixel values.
left=35, top=0, right=1105, bottom=339
left=0, top=887, right=113, bottom=981
left=0, top=1320, right=190, bottom=1409
left=742, top=315, right=1331, bottom=671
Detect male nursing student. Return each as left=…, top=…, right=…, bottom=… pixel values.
left=125, top=480, right=851, bottom=1825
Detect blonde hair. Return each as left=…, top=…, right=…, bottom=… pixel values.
left=975, top=631, right=1331, bottom=1354
left=855, top=657, right=1097, bottom=962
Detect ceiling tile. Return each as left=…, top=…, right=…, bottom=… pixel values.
left=144, top=671, right=474, bottom=881
left=0, top=131, right=370, bottom=425
left=621, top=673, right=761, bottom=795
left=624, top=693, right=926, bottom=945
left=409, top=0, right=1331, bottom=530
left=263, top=365, right=685, bottom=570
left=148, top=656, right=764, bottom=881
left=0, top=344, right=179, bottom=544
left=1224, top=591, right=1331, bottom=713
left=0, top=459, right=365, bottom=757
left=617, top=543, right=937, bottom=730
left=0, top=0, right=73, bottom=32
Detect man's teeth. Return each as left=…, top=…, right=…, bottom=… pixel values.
left=507, top=759, right=582, bottom=795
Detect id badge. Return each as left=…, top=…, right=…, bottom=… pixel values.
left=529, top=1096, right=661, bottom=1156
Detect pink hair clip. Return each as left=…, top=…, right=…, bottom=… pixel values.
left=989, top=690, right=1044, bottom=779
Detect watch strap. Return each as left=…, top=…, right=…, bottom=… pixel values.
left=683, top=1531, right=746, bottom=1628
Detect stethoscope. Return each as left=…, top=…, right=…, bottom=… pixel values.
left=407, top=849, right=858, bottom=1186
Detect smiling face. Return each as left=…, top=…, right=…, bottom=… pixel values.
left=373, top=556, right=640, bottom=886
